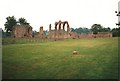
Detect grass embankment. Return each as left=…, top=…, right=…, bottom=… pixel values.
left=2, top=37, right=118, bottom=79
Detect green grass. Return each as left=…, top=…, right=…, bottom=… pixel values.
left=2, top=37, right=118, bottom=79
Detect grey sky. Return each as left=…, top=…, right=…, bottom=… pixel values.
left=0, top=0, right=119, bottom=31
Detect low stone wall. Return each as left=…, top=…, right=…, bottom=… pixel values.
left=93, top=32, right=112, bottom=38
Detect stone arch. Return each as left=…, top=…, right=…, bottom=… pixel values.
left=58, top=22, right=61, bottom=30
left=58, top=20, right=62, bottom=30
left=55, top=20, right=62, bottom=30
left=55, top=22, right=58, bottom=30
left=49, top=24, right=51, bottom=31
left=63, top=21, right=70, bottom=32
left=54, top=20, right=70, bottom=32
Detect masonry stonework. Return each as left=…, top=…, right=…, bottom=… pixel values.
left=11, top=20, right=112, bottom=39
left=12, top=25, right=32, bottom=38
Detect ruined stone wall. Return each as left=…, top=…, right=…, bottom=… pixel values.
left=48, top=29, right=69, bottom=39
left=34, top=26, right=46, bottom=39
left=78, top=32, right=112, bottom=38
left=93, top=32, right=112, bottom=38
left=69, top=32, right=79, bottom=39
left=12, top=21, right=112, bottom=39
left=12, top=25, right=32, bottom=38
left=79, top=32, right=93, bottom=39
left=48, top=20, right=71, bottom=39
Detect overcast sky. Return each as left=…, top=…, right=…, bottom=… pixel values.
left=0, top=0, right=119, bottom=31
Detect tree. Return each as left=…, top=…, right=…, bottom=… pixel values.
left=111, top=27, right=120, bottom=37
left=70, top=28, right=75, bottom=32
left=44, top=30, right=49, bottom=36
left=71, top=27, right=91, bottom=34
left=75, top=27, right=83, bottom=34
left=91, top=24, right=103, bottom=34
left=4, top=16, right=17, bottom=33
left=118, top=27, right=120, bottom=37
left=101, top=27, right=111, bottom=32
left=18, top=17, right=29, bottom=25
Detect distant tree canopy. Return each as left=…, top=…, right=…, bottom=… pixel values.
left=101, top=27, right=111, bottom=32
left=91, top=24, right=111, bottom=34
left=71, top=27, right=91, bottom=34
left=71, top=25, right=113, bottom=36
left=18, top=17, right=29, bottom=25
left=91, top=24, right=103, bottom=34
left=4, top=16, right=17, bottom=33
left=111, top=27, right=120, bottom=37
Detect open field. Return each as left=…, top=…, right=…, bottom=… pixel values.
left=2, top=37, right=118, bottom=79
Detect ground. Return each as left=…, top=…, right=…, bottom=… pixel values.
left=2, top=37, right=118, bottom=79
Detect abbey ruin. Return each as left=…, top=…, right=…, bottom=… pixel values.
left=12, top=25, right=32, bottom=38
left=48, top=20, right=75, bottom=39
left=11, top=20, right=112, bottom=39
left=34, top=26, right=46, bottom=39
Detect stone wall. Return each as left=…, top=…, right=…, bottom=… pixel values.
left=34, top=26, right=46, bottom=38
left=12, top=25, right=32, bottom=38
left=79, top=32, right=94, bottom=39
left=11, top=21, right=112, bottom=39
left=78, top=32, right=112, bottom=38
left=93, top=32, right=112, bottom=38
left=48, top=20, right=72, bottom=39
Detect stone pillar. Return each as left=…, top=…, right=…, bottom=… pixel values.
left=49, top=24, right=51, bottom=31
left=55, top=22, right=58, bottom=31
left=58, top=20, right=61, bottom=30
left=55, top=25, right=57, bottom=31
left=63, top=25, right=65, bottom=30
left=39, top=26, right=43, bottom=34
left=59, top=23, right=61, bottom=30
left=28, top=26, right=32, bottom=37
left=67, top=24, right=70, bottom=32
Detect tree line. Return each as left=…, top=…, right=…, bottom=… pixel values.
left=71, top=24, right=120, bottom=37
left=2, top=16, right=120, bottom=37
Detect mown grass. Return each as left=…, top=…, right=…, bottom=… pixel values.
left=2, top=37, right=118, bottom=79
left=2, top=38, right=50, bottom=45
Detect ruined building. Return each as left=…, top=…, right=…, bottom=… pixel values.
left=34, top=26, right=46, bottom=38
left=11, top=20, right=112, bottom=39
left=48, top=20, right=76, bottom=39
left=12, top=25, right=32, bottom=38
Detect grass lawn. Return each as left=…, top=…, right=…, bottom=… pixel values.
left=2, top=37, right=118, bottom=79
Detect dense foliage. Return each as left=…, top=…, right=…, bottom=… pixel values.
left=111, top=27, right=120, bottom=37
left=4, top=16, right=17, bottom=33
left=71, top=27, right=91, bottom=34
left=71, top=24, right=120, bottom=37
left=18, top=18, right=29, bottom=25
